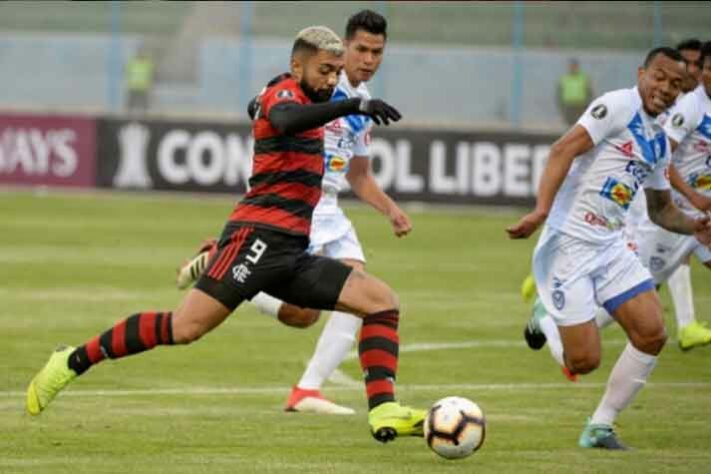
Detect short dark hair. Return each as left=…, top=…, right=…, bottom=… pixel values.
left=676, top=38, right=702, bottom=52
left=345, top=9, right=387, bottom=40
left=701, top=41, right=711, bottom=67
left=643, top=46, right=684, bottom=67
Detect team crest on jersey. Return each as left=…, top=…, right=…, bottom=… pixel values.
left=649, top=256, right=666, bottom=272
left=276, top=89, right=294, bottom=99
left=326, top=154, right=347, bottom=172
left=591, top=104, right=607, bottom=120
left=552, top=290, right=565, bottom=310
left=599, top=177, right=635, bottom=209
left=671, top=113, right=685, bottom=128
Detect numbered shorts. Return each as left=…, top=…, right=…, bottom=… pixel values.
left=308, top=211, right=366, bottom=262
left=195, top=223, right=353, bottom=311
left=636, top=222, right=711, bottom=284
left=532, top=227, right=655, bottom=326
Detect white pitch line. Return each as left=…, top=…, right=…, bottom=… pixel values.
left=341, top=339, right=629, bottom=362
left=2, top=381, right=710, bottom=399
left=328, top=339, right=631, bottom=385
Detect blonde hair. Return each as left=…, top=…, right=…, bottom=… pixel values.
left=293, top=25, right=344, bottom=56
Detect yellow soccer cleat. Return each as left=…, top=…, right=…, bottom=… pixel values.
left=368, top=401, right=426, bottom=443
left=520, top=274, right=537, bottom=303
left=26, top=346, right=78, bottom=416
left=678, top=321, right=711, bottom=351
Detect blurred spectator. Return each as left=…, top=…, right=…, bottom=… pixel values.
left=126, top=49, right=154, bottom=113
left=676, top=38, right=702, bottom=93
left=557, top=58, right=593, bottom=126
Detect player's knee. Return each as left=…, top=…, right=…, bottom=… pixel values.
left=172, top=323, right=207, bottom=344
left=278, top=305, right=321, bottom=328
left=566, top=353, right=600, bottom=375
left=372, top=285, right=399, bottom=312
left=631, top=325, right=667, bottom=355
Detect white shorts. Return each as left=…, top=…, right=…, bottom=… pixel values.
left=636, top=222, right=711, bottom=284
left=308, top=210, right=366, bottom=262
left=532, top=227, right=655, bottom=326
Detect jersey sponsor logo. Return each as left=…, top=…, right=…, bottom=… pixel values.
left=693, top=139, right=709, bottom=153
left=671, top=113, right=685, bottom=128
left=552, top=290, right=565, bottom=310
left=599, top=177, right=635, bottom=209
left=584, top=211, right=624, bottom=230
left=591, top=104, right=607, bottom=119
left=689, top=172, right=711, bottom=190
left=326, top=119, right=342, bottom=133
left=276, top=89, right=294, bottom=99
left=326, top=154, right=348, bottom=172
left=615, top=140, right=634, bottom=158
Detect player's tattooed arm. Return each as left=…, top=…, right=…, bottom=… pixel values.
left=644, top=188, right=705, bottom=235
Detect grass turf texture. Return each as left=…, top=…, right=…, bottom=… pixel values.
left=2, top=188, right=710, bottom=473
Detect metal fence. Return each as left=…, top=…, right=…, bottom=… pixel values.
left=0, top=1, right=707, bottom=130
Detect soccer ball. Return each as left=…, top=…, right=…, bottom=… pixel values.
left=424, top=396, right=486, bottom=459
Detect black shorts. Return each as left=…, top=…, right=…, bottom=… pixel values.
left=195, top=223, right=353, bottom=311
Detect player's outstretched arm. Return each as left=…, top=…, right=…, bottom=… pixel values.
left=645, top=188, right=711, bottom=245
left=506, top=124, right=594, bottom=239
left=347, top=156, right=412, bottom=237
left=668, top=162, right=711, bottom=212
left=269, top=98, right=401, bottom=135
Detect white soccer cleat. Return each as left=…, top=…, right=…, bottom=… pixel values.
left=284, top=386, right=355, bottom=415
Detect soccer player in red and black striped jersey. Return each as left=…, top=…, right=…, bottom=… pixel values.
left=26, top=25, right=425, bottom=443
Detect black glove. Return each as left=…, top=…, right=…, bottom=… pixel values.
left=358, top=99, right=402, bottom=126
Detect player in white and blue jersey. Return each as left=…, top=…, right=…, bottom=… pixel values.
left=637, top=42, right=711, bottom=349
left=522, top=41, right=711, bottom=378
left=176, top=10, right=412, bottom=416
left=508, top=47, right=711, bottom=450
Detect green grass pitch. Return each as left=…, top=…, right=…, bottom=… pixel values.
left=1, top=188, right=710, bottom=473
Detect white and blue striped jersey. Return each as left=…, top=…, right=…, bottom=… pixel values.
left=316, top=71, right=372, bottom=215
left=546, top=87, right=671, bottom=245
left=663, top=84, right=711, bottom=218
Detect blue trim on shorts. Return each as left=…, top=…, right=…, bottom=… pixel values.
left=602, top=279, right=655, bottom=314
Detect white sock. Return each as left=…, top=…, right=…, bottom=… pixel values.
left=297, top=311, right=362, bottom=390
left=667, top=264, right=695, bottom=330
left=539, top=315, right=565, bottom=367
left=591, top=342, right=657, bottom=426
left=595, top=307, right=615, bottom=330
left=250, top=292, right=282, bottom=319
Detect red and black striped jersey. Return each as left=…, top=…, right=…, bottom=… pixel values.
left=229, top=76, right=324, bottom=236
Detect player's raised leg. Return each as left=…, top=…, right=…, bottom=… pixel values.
left=26, top=288, right=234, bottom=415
